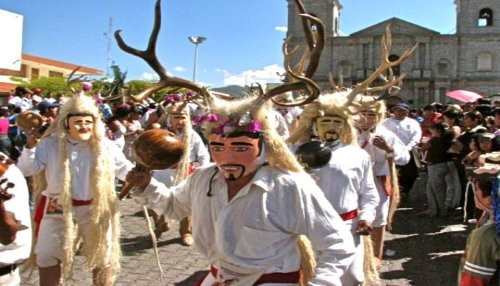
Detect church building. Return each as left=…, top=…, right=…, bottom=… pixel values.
left=286, top=0, right=500, bottom=106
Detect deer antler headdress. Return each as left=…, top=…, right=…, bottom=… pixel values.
left=115, top=0, right=325, bottom=171
left=288, top=25, right=417, bottom=146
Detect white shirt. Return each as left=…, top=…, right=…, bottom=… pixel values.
left=174, top=129, right=210, bottom=166
left=138, top=164, right=355, bottom=285
left=309, top=143, right=379, bottom=227
left=17, top=135, right=134, bottom=200
left=382, top=117, right=422, bottom=152
left=357, top=125, right=410, bottom=176
left=0, top=160, right=32, bottom=266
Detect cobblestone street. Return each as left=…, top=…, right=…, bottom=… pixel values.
left=20, top=173, right=470, bottom=285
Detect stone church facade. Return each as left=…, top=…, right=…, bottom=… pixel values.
left=286, top=0, right=500, bottom=107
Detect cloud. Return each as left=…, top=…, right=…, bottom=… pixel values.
left=274, top=26, right=288, bottom=33
left=173, top=66, right=186, bottom=72
left=219, top=64, right=285, bottom=87
left=141, top=72, right=159, bottom=81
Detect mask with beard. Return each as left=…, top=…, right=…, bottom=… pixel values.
left=208, top=133, right=262, bottom=181
left=315, top=115, right=345, bottom=143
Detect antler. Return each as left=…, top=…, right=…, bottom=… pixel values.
left=268, top=0, right=325, bottom=107
left=345, top=25, right=417, bottom=104
left=114, top=0, right=211, bottom=103
left=67, top=66, right=90, bottom=93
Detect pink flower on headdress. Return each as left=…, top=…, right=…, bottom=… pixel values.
left=164, top=94, right=182, bottom=103
left=184, top=91, right=194, bottom=98
left=82, top=82, right=93, bottom=92
left=247, top=120, right=262, bottom=133
left=194, top=113, right=219, bottom=125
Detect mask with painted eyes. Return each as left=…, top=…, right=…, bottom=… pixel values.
left=66, top=115, right=94, bottom=141
left=358, top=110, right=378, bottom=131
left=315, top=115, right=346, bottom=143
left=208, top=133, right=261, bottom=181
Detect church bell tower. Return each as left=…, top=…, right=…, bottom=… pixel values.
left=287, top=0, right=343, bottom=38
left=455, top=0, right=500, bottom=34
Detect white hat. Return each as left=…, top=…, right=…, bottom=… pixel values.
left=32, top=95, right=42, bottom=103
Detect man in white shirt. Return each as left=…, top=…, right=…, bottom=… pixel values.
left=382, top=102, right=422, bottom=198
left=17, top=94, right=134, bottom=286
left=287, top=93, right=379, bottom=285
left=127, top=101, right=356, bottom=285
left=355, top=99, right=410, bottom=267
left=0, top=155, right=32, bottom=286
left=153, top=99, right=211, bottom=245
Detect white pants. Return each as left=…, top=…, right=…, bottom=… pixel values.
left=340, top=233, right=364, bottom=285
left=35, top=205, right=112, bottom=267
left=0, top=268, right=20, bottom=286
left=200, top=273, right=297, bottom=286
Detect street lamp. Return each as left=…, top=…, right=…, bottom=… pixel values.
left=188, top=36, right=207, bottom=82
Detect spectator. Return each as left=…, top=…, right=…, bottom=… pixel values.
left=419, top=122, right=454, bottom=217
left=383, top=103, right=422, bottom=198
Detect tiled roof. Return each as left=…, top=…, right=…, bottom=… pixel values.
left=0, top=82, right=16, bottom=93
left=22, top=53, right=103, bottom=75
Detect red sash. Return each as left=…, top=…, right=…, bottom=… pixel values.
left=339, top=209, right=358, bottom=221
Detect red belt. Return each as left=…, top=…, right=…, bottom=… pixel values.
left=33, top=196, right=92, bottom=238
left=72, top=199, right=93, bottom=206
left=201, top=265, right=300, bottom=285
left=339, top=209, right=358, bottom=221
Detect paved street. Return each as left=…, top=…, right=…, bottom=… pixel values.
left=21, top=172, right=470, bottom=285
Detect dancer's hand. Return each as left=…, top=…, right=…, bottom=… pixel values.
left=356, top=220, right=373, bottom=236
left=125, top=168, right=152, bottom=191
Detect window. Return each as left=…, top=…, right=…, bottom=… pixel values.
left=437, top=60, right=449, bottom=75
left=418, top=43, right=426, bottom=69
left=31, top=68, right=39, bottom=79
left=49, top=71, right=63, bottom=77
left=388, top=54, right=401, bottom=76
left=362, top=43, right=369, bottom=68
left=339, top=60, right=351, bottom=78
left=418, top=87, right=426, bottom=107
left=439, top=87, right=447, bottom=103
left=477, top=52, right=492, bottom=71
left=20, top=64, right=28, bottom=78
left=478, top=8, right=493, bottom=27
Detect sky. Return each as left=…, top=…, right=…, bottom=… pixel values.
left=0, top=0, right=457, bottom=88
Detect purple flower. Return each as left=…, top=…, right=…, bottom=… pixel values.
left=164, top=94, right=182, bottom=103
left=246, top=120, right=262, bottom=133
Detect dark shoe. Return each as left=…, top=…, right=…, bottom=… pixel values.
left=417, top=210, right=434, bottom=218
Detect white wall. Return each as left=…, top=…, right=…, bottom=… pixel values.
left=0, top=9, right=23, bottom=71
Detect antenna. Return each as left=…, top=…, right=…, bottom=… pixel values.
left=103, top=16, right=113, bottom=78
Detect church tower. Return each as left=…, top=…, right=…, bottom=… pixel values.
left=455, top=0, right=500, bottom=34
left=287, top=0, right=342, bottom=38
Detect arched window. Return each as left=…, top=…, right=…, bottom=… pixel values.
left=388, top=54, right=400, bottom=76
left=478, top=8, right=493, bottom=27
left=477, top=52, right=493, bottom=71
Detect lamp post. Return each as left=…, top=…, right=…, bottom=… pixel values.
left=188, top=36, right=207, bottom=82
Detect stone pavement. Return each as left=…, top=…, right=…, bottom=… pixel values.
left=20, top=172, right=470, bottom=285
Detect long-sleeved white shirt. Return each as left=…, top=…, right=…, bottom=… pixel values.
left=17, top=135, right=133, bottom=200
left=0, top=159, right=32, bottom=266
left=309, top=143, right=379, bottom=229
left=382, top=117, right=422, bottom=152
left=357, top=125, right=410, bottom=177
left=137, top=164, right=355, bottom=285
left=173, top=129, right=210, bottom=166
